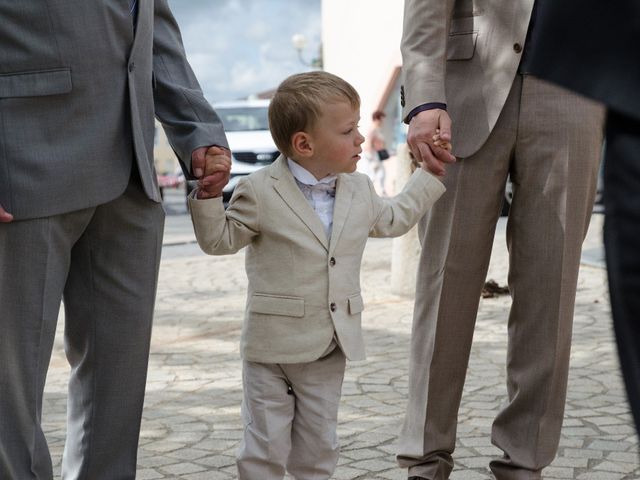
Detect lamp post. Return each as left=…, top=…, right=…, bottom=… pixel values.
left=291, top=33, right=323, bottom=69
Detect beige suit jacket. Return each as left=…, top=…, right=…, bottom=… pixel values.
left=401, top=0, right=535, bottom=157
left=189, top=156, right=445, bottom=364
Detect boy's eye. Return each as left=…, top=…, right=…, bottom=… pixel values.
left=343, top=128, right=353, bottom=134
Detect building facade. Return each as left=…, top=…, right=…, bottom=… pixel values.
left=322, top=0, right=406, bottom=150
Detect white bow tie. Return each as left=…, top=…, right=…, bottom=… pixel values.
left=299, top=180, right=336, bottom=197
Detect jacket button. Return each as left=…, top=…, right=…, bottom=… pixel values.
left=513, top=43, right=522, bottom=53
left=330, top=302, right=336, bottom=312
left=329, top=257, right=336, bottom=266
left=129, top=62, right=135, bottom=72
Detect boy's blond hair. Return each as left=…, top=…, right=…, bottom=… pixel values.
left=269, top=71, right=360, bottom=158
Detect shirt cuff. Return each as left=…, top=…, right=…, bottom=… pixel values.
left=404, top=102, right=447, bottom=124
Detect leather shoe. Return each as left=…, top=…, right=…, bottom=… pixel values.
left=408, top=477, right=428, bottom=480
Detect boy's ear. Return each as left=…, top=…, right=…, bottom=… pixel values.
left=291, top=132, right=313, bottom=158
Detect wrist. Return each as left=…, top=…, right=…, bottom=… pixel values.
left=405, top=102, right=447, bottom=124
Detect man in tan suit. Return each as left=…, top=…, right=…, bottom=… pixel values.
left=396, top=1, right=605, bottom=478
left=189, top=72, right=445, bottom=479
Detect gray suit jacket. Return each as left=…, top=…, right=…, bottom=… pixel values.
left=0, top=0, right=228, bottom=220
left=401, top=0, right=535, bottom=158
left=189, top=156, right=445, bottom=364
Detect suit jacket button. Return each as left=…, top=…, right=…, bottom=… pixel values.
left=129, top=62, right=135, bottom=72
left=330, top=257, right=336, bottom=266
left=330, top=302, right=336, bottom=312
left=513, top=43, right=522, bottom=53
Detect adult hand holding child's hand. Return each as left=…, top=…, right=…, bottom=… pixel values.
left=408, top=108, right=456, bottom=177
left=191, top=146, right=232, bottom=199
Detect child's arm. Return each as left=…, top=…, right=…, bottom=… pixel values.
left=368, top=169, right=445, bottom=238
left=188, top=175, right=260, bottom=255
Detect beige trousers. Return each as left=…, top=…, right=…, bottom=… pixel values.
left=237, top=347, right=346, bottom=480
left=397, top=75, right=605, bottom=480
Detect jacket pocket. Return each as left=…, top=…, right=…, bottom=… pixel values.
left=0, top=68, right=72, bottom=98
left=347, top=293, right=364, bottom=315
left=447, top=32, right=478, bottom=61
left=250, top=293, right=305, bottom=317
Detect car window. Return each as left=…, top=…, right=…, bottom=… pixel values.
left=218, top=107, right=269, bottom=132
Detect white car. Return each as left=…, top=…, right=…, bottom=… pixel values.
left=215, top=99, right=280, bottom=204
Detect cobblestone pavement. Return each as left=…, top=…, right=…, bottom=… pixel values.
left=43, top=213, right=640, bottom=479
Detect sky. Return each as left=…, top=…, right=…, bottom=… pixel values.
left=168, top=0, right=322, bottom=104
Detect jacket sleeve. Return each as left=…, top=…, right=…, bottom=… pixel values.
left=188, top=177, right=260, bottom=255
left=152, top=0, right=229, bottom=178
left=401, top=0, right=456, bottom=118
left=369, top=169, right=445, bottom=238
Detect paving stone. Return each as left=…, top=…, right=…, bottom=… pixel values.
left=592, top=460, right=638, bottom=474
left=161, top=462, right=207, bottom=475
left=183, top=471, right=233, bottom=480
left=545, top=466, right=575, bottom=478
left=39, top=214, right=639, bottom=479
left=136, top=469, right=165, bottom=480
left=349, top=458, right=395, bottom=472
left=576, top=473, right=625, bottom=480
left=450, top=470, right=491, bottom=480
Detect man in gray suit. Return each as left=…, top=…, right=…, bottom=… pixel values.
left=0, top=1, right=229, bottom=478
left=396, top=1, right=606, bottom=478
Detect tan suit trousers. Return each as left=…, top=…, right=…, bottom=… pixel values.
left=397, top=75, right=605, bottom=479
left=237, top=347, right=346, bottom=480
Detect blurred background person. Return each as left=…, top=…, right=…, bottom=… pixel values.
left=527, top=0, right=640, bottom=439
left=364, top=110, right=389, bottom=196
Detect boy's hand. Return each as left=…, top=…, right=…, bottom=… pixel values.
left=191, top=146, right=232, bottom=199
left=433, top=129, right=452, bottom=151
left=408, top=109, right=456, bottom=177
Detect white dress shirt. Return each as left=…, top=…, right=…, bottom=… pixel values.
left=287, top=158, right=337, bottom=239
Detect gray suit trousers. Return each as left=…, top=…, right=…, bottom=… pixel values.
left=397, top=75, right=605, bottom=479
left=0, top=173, right=165, bottom=479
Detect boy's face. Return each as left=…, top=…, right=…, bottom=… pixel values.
left=308, top=101, right=364, bottom=177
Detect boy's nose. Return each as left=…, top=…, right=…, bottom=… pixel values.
left=356, top=131, right=365, bottom=145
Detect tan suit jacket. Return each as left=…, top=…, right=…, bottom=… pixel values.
left=189, top=156, right=444, bottom=364
left=401, top=0, right=535, bottom=157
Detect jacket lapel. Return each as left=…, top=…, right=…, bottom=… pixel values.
left=329, top=173, right=354, bottom=254
left=271, top=157, right=330, bottom=251
left=128, top=0, right=149, bottom=57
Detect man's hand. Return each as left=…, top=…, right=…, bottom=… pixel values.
left=191, top=146, right=231, bottom=199
left=408, top=109, right=456, bottom=177
left=0, top=203, right=13, bottom=223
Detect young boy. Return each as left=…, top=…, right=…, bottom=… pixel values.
left=188, top=71, right=446, bottom=480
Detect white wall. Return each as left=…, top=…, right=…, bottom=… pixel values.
left=322, top=0, right=405, bottom=134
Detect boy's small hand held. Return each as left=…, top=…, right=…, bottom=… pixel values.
left=196, top=146, right=232, bottom=199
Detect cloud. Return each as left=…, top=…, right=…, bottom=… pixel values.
left=168, top=0, right=321, bottom=102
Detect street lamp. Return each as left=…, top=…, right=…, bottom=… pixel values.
left=291, top=33, right=323, bottom=69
